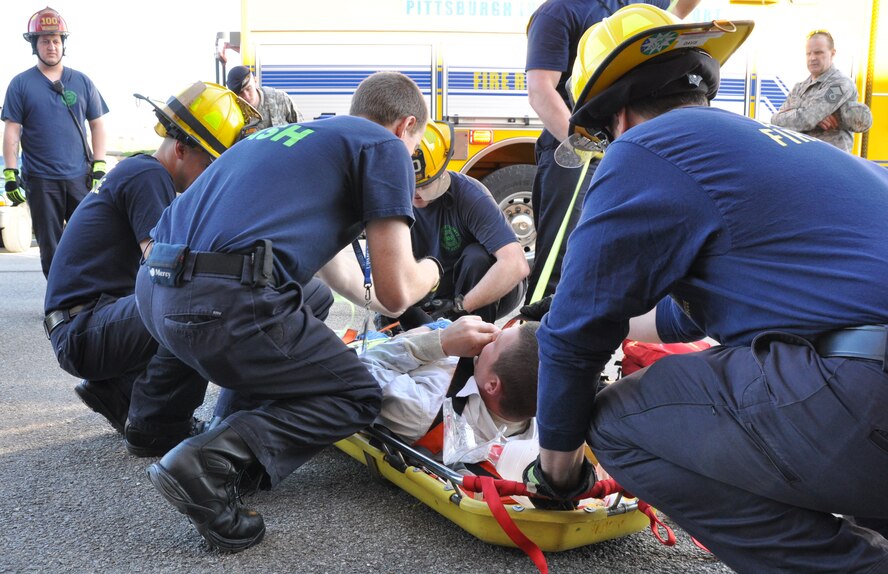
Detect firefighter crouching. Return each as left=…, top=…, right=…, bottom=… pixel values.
left=525, top=5, right=888, bottom=572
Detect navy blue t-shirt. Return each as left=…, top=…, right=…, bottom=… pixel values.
left=410, top=171, right=518, bottom=273
left=151, top=116, right=416, bottom=285
left=45, top=154, right=175, bottom=313
left=1, top=66, right=109, bottom=179
left=525, top=0, right=669, bottom=104
left=537, top=106, right=888, bottom=451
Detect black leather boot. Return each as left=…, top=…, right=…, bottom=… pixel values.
left=74, top=380, right=129, bottom=434
left=125, top=418, right=209, bottom=458
left=146, top=423, right=266, bottom=552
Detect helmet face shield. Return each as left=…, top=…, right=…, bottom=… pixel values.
left=415, top=172, right=451, bottom=204
left=413, top=121, right=454, bottom=186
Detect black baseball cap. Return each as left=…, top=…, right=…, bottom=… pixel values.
left=226, top=66, right=252, bottom=93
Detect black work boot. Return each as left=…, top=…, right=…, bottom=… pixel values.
left=125, top=418, right=209, bottom=458
left=74, top=380, right=129, bottom=434
left=146, top=423, right=266, bottom=552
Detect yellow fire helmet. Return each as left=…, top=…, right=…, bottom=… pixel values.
left=567, top=4, right=754, bottom=149
left=135, top=82, right=262, bottom=159
left=413, top=120, right=455, bottom=186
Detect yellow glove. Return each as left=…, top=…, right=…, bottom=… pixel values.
left=3, top=168, right=26, bottom=205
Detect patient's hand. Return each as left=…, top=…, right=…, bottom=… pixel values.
left=440, top=316, right=499, bottom=357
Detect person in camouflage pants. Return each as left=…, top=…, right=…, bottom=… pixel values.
left=226, top=65, right=304, bottom=130
left=771, top=30, right=872, bottom=153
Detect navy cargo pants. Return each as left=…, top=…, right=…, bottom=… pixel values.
left=210, top=278, right=334, bottom=420
left=589, top=332, right=888, bottom=573
left=135, top=267, right=381, bottom=486
left=49, top=293, right=203, bottom=427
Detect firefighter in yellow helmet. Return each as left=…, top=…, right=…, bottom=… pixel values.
left=527, top=5, right=888, bottom=572
left=373, top=120, right=529, bottom=330
left=44, top=82, right=258, bottom=460
left=3, top=6, right=109, bottom=278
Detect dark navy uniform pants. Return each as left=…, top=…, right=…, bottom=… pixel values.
left=26, top=175, right=88, bottom=278
left=589, top=332, right=888, bottom=572
left=50, top=293, right=204, bottom=429
left=134, top=268, right=381, bottom=486
left=211, top=278, right=335, bottom=420
left=525, top=130, right=597, bottom=304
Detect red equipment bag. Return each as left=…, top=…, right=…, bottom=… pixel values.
left=620, top=339, right=712, bottom=376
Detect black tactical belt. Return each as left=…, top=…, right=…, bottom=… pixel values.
left=190, top=251, right=250, bottom=278
left=815, top=325, right=887, bottom=369
left=43, top=304, right=88, bottom=339
left=188, top=240, right=276, bottom=288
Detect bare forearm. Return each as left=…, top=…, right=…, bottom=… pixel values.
left=462, top=247, right=529, bottom=312
left=366, top=218, right=440, bottom=312
left=3, top=122, right=22, bottom=168
left=527, top=70, right=571, bottom=142
left=89, top=118, right=106, bottom=161
left=315, top=247, right=400, bottom=315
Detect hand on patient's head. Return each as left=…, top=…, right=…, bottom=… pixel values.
left=441, top=316, right=500, bottom=358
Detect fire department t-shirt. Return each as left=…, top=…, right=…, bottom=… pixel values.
left=151, top=116, right=416, bottom=285
left=45, top=154, right=175, bottom=313
left=410, top=171, right=518, bottom=273
left=1, top=66, right=109, bottom=179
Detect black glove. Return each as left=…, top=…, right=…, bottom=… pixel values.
left=428, top=294, right=469, bottom=321
left=522, top=455, right=597, bottom=511
left=519, top=294, right=553, bottom=321
left=3, top=168, right=26, bottom=205
left=87, top=159, right=107, bottom=190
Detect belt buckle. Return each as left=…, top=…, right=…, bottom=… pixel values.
left=43, top=313, right=58, bottom=340
left=43, top=310, right=68, bottom=340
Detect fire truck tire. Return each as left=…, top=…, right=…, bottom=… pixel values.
left=1, top=204, right=34, bottom=253
left=481, top=164, right=537, bottom=262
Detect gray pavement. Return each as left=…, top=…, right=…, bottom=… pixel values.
left=0, top=244, right=733, bottom=573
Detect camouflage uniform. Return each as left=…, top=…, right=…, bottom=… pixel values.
left=255, top=86, right=304, bottom=130
left=771, top=65, right=872, bottom=153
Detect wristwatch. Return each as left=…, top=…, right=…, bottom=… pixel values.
left=452, top=294, right=467, bottom=316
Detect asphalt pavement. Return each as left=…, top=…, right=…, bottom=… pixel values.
left=0, top=243, right=734, bottom=574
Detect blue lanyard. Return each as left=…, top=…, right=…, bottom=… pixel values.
left=352, top=239, right=372, bottom=352
left=351, top=239, right=371, bottom=290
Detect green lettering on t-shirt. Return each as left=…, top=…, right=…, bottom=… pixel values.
left=246, top=124, right=315, bottom=147
left=270, top=124, right=315, bottom=147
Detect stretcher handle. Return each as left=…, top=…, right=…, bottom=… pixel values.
left=366, top=425, right=466, bottom=483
